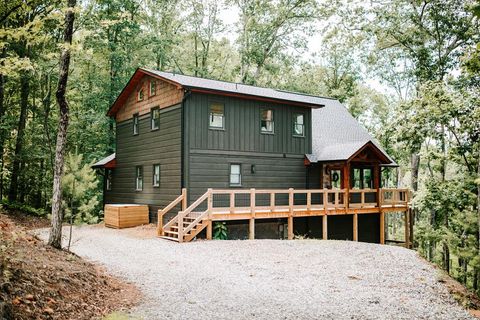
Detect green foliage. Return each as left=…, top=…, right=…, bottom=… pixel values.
left=213, top=222, right=228, bottom=240
left=62, top=153, right=100, bottom=224
left=0, top=200, right=47, bottom=217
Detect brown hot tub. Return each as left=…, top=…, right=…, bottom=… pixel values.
left=104, top=204, right=149, bottom=229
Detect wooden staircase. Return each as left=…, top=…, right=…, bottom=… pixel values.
left=157, top=189, right=212, bottom=243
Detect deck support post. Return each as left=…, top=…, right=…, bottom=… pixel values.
left=380, top=211, right=385, bottom=244
left=206, top=220, right=212, bottom=240
left=353, top=213, right=358, bottom=241
left=322, top=215, right=328, bottom=240
left=404, top=209, right=410, bottom=249
left=288, top=188, right=294, bottom=240
left=249, top=189, right=255, bottom=240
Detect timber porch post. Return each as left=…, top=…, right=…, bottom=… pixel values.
left=288, top=188, right=294, bottom=240
left=206, top=188, right=213, bottom=240
left=249, top=188, right=255, bottom=240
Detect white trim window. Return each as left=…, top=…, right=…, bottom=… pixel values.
left=293, top=113, right=305, bottom=137
left=149, top=80, right=156, bottom=96
left=151, top=107, right=160, bottom=130
left=229, top=164, right=241, bottom=186
left=209, top=103, right=224, bottom=129
left=135, top=166, right=143, bottom=191
left=153, top=164, right=160, bottom=187
left=106, top=169, right=112, bottom=191
left=133, top=113, right=139, bottom=135
left=261, top=109, right=274, bottom=133
left=137, top=88, right=144, bottom=101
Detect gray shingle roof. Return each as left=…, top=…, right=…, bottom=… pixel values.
left=307, top=100, right=396, bottom=165
left=142, top=68, right=330, bottom=107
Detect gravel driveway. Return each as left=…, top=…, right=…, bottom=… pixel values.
left=37, top=225, right=474, bottom=320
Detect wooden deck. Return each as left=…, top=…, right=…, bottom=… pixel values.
left=158, top=188, right=410, bottom=245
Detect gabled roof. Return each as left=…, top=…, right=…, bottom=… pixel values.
left=306, top=100, right=396, bottom=165
left=92, top=153, right=116, bottom=169
left=107, top=68, right=330, bottom=117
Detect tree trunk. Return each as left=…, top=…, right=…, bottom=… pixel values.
left=8, top=71, right=29, bottom=202
left=48, top=0, right=76, bottom=249
left=0, top=71, right=4, bottom=200
left=476, top=149, right=480, bottom=291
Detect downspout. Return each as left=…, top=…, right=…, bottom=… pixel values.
left=181, top=89, right=191, bottom=190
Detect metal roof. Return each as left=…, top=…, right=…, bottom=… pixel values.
left=142, top=68, right=330, bottom=107
left=306, top=99, right=396, bottom=165
left=92, top=153, right=116, bottom=168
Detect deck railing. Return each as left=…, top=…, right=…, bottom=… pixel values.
left=204, top=188, right=408, bottom=215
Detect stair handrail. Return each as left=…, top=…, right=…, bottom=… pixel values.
left=172, top=189, right=212, bottom=242
left=158, top=188, right=186, bottom=236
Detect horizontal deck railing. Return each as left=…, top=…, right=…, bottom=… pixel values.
left=205, top=188, right=408, bottom=216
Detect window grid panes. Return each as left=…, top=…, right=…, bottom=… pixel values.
left=135, top=166, right=143, bottom=191
left=330, top=169, right=341, bottom=189
left=150, top=81, right=156, bottom=96
left=106, top=169, right=112, bottom=191
left=153, top=164, right=160, bottom=187
left=151, top=108, right=160, bottom=130
left=229, top=164, right=241, bottom=186
left=137, top=88, right=144, bottom=101
left=261, top=109, right=274, bottom=133
left=133, top=114, right=139, bottom=135
left=293, top=113, right=304, bottom=136
left=209, top=103, right=224, bottom=129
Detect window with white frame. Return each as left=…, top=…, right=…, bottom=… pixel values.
left=149, top=80, right=156, bottom=96
left=135, top=166, right=143, bottom=191
left=133, top=113, right=139, bottom=135
left=209, top=103, right=224, bottom=129
left=137, top=88, right=144, bottom=101
left=229, top=164, right=241, bottom=186
left=106, top=169, right=112, bottom=191
left=151, top=107, right=160, bottom=130
left=153, top=164, right=160, bottom=187
left=293, top=113, right=304, bottom=137
left=260, top=109, right=274, bottom=133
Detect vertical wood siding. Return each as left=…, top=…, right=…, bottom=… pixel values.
left=105, top=105, right=182, bottom=221
left=184, top=92, right=313, bottom=206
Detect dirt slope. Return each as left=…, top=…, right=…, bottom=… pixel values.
left=0, top=212, right=140, bottom=320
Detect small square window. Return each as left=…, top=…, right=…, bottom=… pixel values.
left=229, top=164, right=241, bottom=186
left=149, top=80, right=156, bottom=96
left=135, top=166, right=143, bottom=191
left=153, top=164, right=160, bottom=187
left=151, top=107, right=160, bottom=130
left=209, top=103, right=224, bottom=129
left=106, top=169, right=112, bottom=191
left=293, top=113, right=304, bottom=137
left=261, top=109, right=274, bottom=133
left=133, top=113, right=139, bottom=135
left=137, top=88, right=144, bottom=101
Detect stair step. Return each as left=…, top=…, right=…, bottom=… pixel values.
left=172, top=225, right=197, bottom=231
left=165, top=230, right=179, bottom=235
left=159, top=236, right=180, bottom=242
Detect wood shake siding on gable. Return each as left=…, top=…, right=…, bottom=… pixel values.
left=115, top=75, right=183, bottom=122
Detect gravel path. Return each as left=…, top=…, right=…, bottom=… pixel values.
left=36, top=226, right=474, bottom=320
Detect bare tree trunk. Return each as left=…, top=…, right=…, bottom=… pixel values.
left=0, top=71, right=4, bottom=200
left=48, top=0, right=76, bottom=249
left=8, top=71, right=29, bottom=202
left=411, top=153, right=420, bottom=248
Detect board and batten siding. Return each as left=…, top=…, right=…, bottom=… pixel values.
left=105, top=104, right=182, bottom=221
left=184, top=92, right=312, bottom=206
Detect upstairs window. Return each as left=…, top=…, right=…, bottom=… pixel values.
left=229, top=164, right=241, bottom=186
left=135, top=166, right=143, bottom=191
left=149, top=80, right=156, bottom=96
left=151, top=107, right=160, bottom=130
left=137, top=88, right=144, bottom=101
left=153, top=164, right=160, bottom=187
left=209, top=103, right=224, bottom=129
left=293, top=113, right=304, bottom=137
left=106, top=169, right=112, bottom=191
left=261, top=109, right=274, bottom=133
left=133, top=113, right=139, bottom=135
